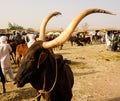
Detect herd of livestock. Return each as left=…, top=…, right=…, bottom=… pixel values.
left=0, top=8, right=120, bottom=101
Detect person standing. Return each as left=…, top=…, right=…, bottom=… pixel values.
left=111, top=32, right=119, bottom=51
left=27, top=34, right=36, bottom=48
left=0, top=36, right=14, bottom=81
left=105, top=31, right=111, bottom=50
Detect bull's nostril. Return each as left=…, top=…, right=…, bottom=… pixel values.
left=13, top=81, right=17, bottom=85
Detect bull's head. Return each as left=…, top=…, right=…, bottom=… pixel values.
left=14, top=8, right=115, bottom=88
left=14, top=41, right=53, bottom=89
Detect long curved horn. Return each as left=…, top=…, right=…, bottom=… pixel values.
left=39, top=11, right=62, bottom=40
left=42, top=8, right=115, bottom=48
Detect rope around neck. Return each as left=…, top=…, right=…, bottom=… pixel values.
left=33, top=60, right=58, bottom=100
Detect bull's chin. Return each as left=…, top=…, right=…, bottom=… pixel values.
left=14, top=78, right=30, bottom=87
left=17, top=82, right=25, bottom=87
left=14, top=81, right=25, bottom=87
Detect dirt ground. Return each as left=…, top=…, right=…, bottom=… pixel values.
left=0, top=41, right=120, bottom=101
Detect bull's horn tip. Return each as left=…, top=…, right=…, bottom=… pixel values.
left=56, top=11, right=62, bottom=15
left=58, top=12, right=62, bottom=15
left=112, top=13, right=116, bottom=15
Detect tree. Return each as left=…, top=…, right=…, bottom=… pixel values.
left=7, top=22, right=24, bottom=31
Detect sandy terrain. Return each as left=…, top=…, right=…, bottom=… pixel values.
left=0, top=42, right=120, bottom=101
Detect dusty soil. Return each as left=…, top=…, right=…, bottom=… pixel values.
left=0, top=42, right=120, bottom=101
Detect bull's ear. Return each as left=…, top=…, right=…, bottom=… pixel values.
left=37, top=51, right=48, bottom=68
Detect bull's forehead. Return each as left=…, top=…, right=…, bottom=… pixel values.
left=24, top=41, right=43, bottom=56
left=24, top=48, right=39, bottom=59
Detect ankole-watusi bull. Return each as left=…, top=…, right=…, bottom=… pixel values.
left=14, top=8, right=115, bottom=101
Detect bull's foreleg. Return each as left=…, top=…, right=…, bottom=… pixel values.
left=2, top=82, right=6, bottom=93
left=35, top=92, right=41, bottom=101
left=37, top=96, right=41, bottom=101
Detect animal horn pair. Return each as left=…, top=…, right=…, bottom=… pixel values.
left=42, top=8, right=115, bottom=49
left=39, top=11, right=62, bottom=40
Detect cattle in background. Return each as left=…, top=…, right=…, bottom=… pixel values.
left=46, top=32, right=63, bottom=50
left=91, top=30, right=106, bottom=44
left=16, top=43, right=28, bottom=66
left=69, top=36, right=84, bottom=46
left=69, top=34, right=92, bottom=46
left=0, top=64, right=6, bottom=93
left=9, top=38, right=26, bottom=64
left=80, top=36, right=92, bottom=45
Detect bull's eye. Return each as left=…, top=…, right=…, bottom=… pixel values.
left=30, top=57, right=35, bottom=61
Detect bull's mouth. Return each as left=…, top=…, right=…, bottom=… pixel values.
left=13, top=80, right=25, bottom=87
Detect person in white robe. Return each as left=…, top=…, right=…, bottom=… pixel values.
left=27, top=34, right=36, bottom=48
left=0, top=36, right=14, bottom=81
left=105, top=32, right=111, bottom=50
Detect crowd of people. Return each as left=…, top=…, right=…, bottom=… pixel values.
left=0, top=36, right=14, bottom=82
left=11, top=30, right=38, bottom=43
left=0, top=31, right=38, bottom=82
left=105, top=31, right=120, bottom=51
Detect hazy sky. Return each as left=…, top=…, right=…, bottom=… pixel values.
left=0, top=0, right=119, bottom=30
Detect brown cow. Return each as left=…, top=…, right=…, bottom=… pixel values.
left=16, top=43, right=28, bottom=66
